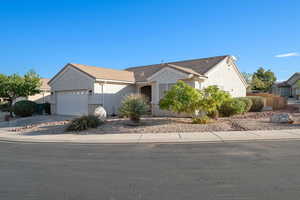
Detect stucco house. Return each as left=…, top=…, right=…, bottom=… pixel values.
left=272, top=73, right=300, bottom=99
left=49, top=55, right=247, bottom=116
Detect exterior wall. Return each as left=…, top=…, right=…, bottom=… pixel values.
left=147, top=67, right=197, bottom=116
left=51, top=67, right=94, bottom=91
left=148, top=67, right=190, bottom=105
left=92, top=82, right=136, bottom=115
left=202, top=58, right=246, bottom=97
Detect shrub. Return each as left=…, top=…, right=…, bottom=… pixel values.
left=119, top=94, right=149, bottom=123
left=192, top=116, right=213, bottom=124
left=207, top=110, right=219, bottom=119
left=219, top=98, right=246, bottom=117
left=0, top=102, right=11, bottom=112
left=44, top=103, right=51, bottom=115
left=159, top=81, right=202, bottom=115
left=247, top=96, right=265, bottom=112
left=13, top=100, right=37, bottom=117
left=66, top=115, right=103, bottom=132
left=236, top=97, right=253, bottom=113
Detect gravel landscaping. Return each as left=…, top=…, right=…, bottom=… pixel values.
left=2, top=105, right=299, bottom=135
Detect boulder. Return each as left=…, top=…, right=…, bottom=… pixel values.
left=270, top=113, right=294, bottom=123
left=94, top=106, right=107, bottom=121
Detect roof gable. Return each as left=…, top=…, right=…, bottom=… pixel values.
left=126, top=55, right=228, bottom=82
left=49, top=63, right=135, bottom=85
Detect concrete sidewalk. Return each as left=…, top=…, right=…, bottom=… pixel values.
left=0, top=128, right=300, bottom=144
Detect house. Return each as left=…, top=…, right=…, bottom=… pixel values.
left=49, top=55, right=247, bottom=116
left=272, top=73, right=300, bottom=99
left=14, top=78, right=51, bottom=104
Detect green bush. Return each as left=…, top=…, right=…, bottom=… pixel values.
left=13, top=100, right=37, bottom=117
left=219, top=98, right=246, bottom=117
left=44, top=103, right=51, bottom=115
left=192, top=116, right=213, bottom=124
left=159, top=81, right=202, bottom=115
left=119, top=94, right=149, bottom=123
left=66, top=115, right=103, bottom=132
left=236, top=97, right=253, bottom=113
left=207, top=110, right=219, bottom=119
left=247, top=96, right=265, bottom=112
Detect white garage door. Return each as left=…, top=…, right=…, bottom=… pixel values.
left=56, top=91, right=88, bottom=116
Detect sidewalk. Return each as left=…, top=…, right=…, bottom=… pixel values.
left=0, top=128, right=300, bottom=144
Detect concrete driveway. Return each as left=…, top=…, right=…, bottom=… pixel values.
left=1, top=141, right=300, bottom=199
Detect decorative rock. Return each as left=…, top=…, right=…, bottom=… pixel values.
left=270, top=113, right=294, bottom=123
left=94, top=106, right=107, bottom=121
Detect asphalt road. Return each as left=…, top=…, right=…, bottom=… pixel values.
left=1, top=141, right=300, bottom=200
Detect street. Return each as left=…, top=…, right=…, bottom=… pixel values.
left=1, top=141, right=300, bottom=200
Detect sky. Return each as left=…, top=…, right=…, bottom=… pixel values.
left=0, top=0, right=299, bottom=81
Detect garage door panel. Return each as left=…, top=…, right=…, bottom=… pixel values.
left=57, top=92, right=88, bottom=116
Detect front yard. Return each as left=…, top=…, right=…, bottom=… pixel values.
left=4, top=105, right=300, bottom=135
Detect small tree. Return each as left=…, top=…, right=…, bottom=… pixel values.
left=0, top=70, right=41, bottom=116
left=159, top=81, right=202, bottom=117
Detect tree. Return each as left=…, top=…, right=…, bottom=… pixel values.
left=242, top=72, right=252, bottom=85
left=251, top=67, right=276, bottom=92
left=0, top=70, right=41, bottom=116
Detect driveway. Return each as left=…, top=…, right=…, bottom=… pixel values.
left=1, top=141, right=300, bottom=199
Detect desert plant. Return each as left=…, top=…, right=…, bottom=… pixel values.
left=13, top=100, right=37, bottom=117
left=66, top=115, right=103, bottom=132
left=219, top=98, right=246, bottom=117
left=192, top=116, right=213, bottom=124
left=119, top=94, right=149, bottom=123
left=247, top=96, right=265, bottom=112
left=236, top=97, right=253, bottom=113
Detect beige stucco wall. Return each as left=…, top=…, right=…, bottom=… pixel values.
left=202, top=58, right=246, bottom=97
left=149, top=67, right=190, bottom=105
left=93, top=82, right=136, bottom=115
left=51, top=66, right=94, bottom=91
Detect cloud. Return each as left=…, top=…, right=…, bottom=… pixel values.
left=275, top=52, right=300, bottom=58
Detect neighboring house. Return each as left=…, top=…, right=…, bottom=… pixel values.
left=272, top=73, right=300, bottom=99
left=14, top=78, right=51, bottom=104
left=49, top=55, right=247, bottom=116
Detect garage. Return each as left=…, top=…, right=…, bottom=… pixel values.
left=56, top=91, right=88, bottom=116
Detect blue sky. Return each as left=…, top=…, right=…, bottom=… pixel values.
left=0, top=0, right=299, bottom=81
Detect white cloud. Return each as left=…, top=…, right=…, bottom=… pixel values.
left=275, top=52, right=300, bottom=58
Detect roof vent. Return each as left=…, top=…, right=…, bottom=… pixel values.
left=140, top=72, right=145, bottom=77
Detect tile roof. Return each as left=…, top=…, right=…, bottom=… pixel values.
left=125, top=55, right=228, bottom=82
left=70, top=63, right=135, bottom=82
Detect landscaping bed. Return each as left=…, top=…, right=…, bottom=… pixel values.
left=6, top=108, right=300, bottom=135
